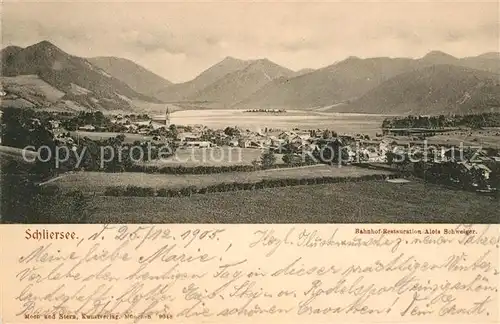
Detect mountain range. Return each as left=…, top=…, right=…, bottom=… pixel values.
left=1, top=40, right=499, bottom=115
left=1, top=41, right=163, bottom=112
left=88, top=56, right=173, bottom=97
left=236, top=51, right=500, bottom=111
left=347, top=64, right=500, bottom=114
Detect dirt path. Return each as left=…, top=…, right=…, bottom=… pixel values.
left=38, top=174, right=70, bottom=186
left=261, top=164, right=327, bottom=172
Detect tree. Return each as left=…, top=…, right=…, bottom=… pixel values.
left=282, top=153, right=299, bottom=165
left=386, top=151, right=394, bottom=166
left=224, top=127, right=240, bottom=137
left=322, top=129, right=332, bottom=139
left=261, top=150, right=276, bottom=168
left=168, top=124, right=178, bottom=140
left=490, top=166, right=500, bottom=191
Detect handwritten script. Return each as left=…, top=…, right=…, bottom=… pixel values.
left=2, top=224, right=499, bottom=323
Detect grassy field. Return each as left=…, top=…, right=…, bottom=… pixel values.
left=83, top=179, right=500, bottom=223
left=385, top=130, right=500, bottom=149
left=141, top=148, right=284, bottom=167
left=51, top=165, right=393, bottom=193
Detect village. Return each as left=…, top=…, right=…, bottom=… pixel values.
left=1, top=106, right=499, bottom=225
left=33, top=108, right=499, bottom=193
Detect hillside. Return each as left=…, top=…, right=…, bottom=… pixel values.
left=1, top=41, right=161, bottom=111
left=345, top=64, right=500, bottom=115
left=236, top=56, right=420, bottom=109
left=236, top=52, right=500, bottom=110
left=88, top=56, right=172, bottom=97
left=186, top=59, right=295, bottom=107
left=154, top=56, right=252, bottom=102
left=0, top=75, right=67, bottom=109
left=476, top=52, right=500, bottom=59
left=1, top=46, right=24, bottom=63
left=420, top=50, right=459, bottom=65
left=460, top=55, right=500, bottom=74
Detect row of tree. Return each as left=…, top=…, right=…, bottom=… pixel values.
left=104, top=173, right=396, bottom=197
left=382, top=113, right=500, bottom=129
left=60, top=111, right=111, bottom=131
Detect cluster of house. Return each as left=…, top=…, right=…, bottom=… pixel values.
left=426, top=147, right=499, bottom=186
left=107, top=110, right=171, bottom=134
left=384, top=143, right=500, bottom=190
left=173, top=129, right=315, bottom=150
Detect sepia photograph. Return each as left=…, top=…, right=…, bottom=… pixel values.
left=1, top=1, right=499, bottom=224
left=0, top=2, right=499, bottom=323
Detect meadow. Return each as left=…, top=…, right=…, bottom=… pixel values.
left=84, top=179, right=500, bottom=223
left=140, top=148, right=284, bottom=167
left=386, top=131, right=500, bottom=149
left=51, top=165, right=394, bottom=193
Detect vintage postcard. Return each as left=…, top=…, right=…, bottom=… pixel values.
left=0, top=0, right=499, bottom=323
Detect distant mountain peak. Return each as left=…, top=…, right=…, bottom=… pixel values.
left=0, top=45, right=24, bottom=59
left=1, top=45, right=24, bottom=52
left=421, top=50, right=457, bottom=61
left=30, top=40, right=60, bottom=50
left=246, top=58, right=285, bottom=70
left=334, top=56, right=362, bottom=67
left=247, top=58, right=270, bottom=66
left=24, top=40, right=66, bottom=57
left=253, top=58, right=272, bottom=63
left=221, top=56, right=245, bottom=63
left=346, top=55, right=361, bottom=60
left=476, top=52, right=500, bottom=59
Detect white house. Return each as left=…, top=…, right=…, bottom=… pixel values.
left=49, top=120, right=61, bottom=129
left=134, top=120, right=152, bottom=127
left=278, top=131, right=296, bottom=140
left=185, top=141, right=212, bottom=148
left=78, top=125, right=95, bottom=131
left=228, top=138, right=239, bottom=147
left=179, top=132, right=202, bottom=142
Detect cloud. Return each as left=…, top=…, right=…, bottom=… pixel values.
left=119, top=29, right=223, bottom=57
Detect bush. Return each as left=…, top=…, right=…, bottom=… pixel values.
left=39, top=184, right=61, bottom=195
left=104, top=186, right=125, bottom=196
left=124, top=186, right=155, bottom=197
left=188, top=186, right=198, bottom=195
left=261, top=150, right=276, bottom=169
left=168, top=189, right=179, bottom=197
left=157, top=188, right=168, bottom=197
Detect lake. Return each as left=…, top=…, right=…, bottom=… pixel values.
left=169, top=109, right=389, bottom=136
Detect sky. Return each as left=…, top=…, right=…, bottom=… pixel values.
left=2, top=1, right=499, bottom=83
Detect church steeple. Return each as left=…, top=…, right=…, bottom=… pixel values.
left=165, top=106, right=171, bottom=127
